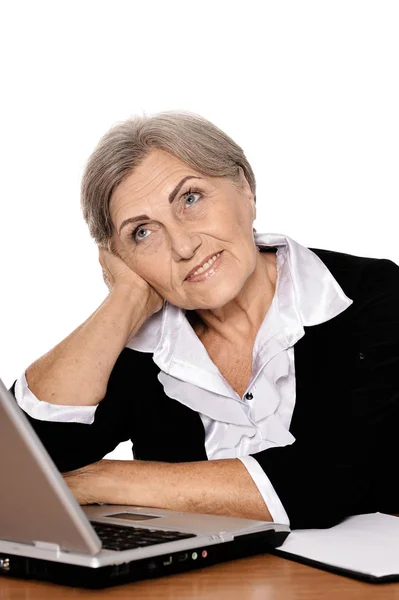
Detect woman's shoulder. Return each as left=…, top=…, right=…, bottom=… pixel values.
left=309, top=245, right=386, bottom=270
left=309, top=245, right=399, bottom=307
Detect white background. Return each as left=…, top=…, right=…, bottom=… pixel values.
left=0, top=1, right=398, bottom=459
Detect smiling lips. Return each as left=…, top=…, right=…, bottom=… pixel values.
left=185, top=252, right=222, bottom=280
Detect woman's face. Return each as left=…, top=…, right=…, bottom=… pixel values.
left=110, top=149, right=258, bottom=310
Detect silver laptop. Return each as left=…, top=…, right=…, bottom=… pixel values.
left=0, top=377, right=290, bottom=588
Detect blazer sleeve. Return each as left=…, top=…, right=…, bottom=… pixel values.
left=9, top=348, right=138, bottom=473
left=249, top=258, right=399, bottom=529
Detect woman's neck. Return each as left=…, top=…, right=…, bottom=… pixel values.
left=187, top=249, right=277, bottom=345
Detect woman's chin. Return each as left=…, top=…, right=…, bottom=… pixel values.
left=182, top=284, right=243, bottom=311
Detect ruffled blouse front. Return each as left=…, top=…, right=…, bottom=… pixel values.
left=129, top=233, right=352, bottom=464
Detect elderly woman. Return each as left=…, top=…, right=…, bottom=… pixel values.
left=11, top=111, right=399, bottom=530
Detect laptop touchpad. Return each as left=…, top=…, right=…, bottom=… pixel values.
left=105, top=512, right=162, bottom=521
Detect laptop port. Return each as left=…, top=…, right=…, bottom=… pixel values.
left=162, top=556, right=173, bottom=566
left=147, top=560, right=157, bottom=571
left=0, top=558, right=10, bottom=572
left=177, top=553, right=188, bottom=562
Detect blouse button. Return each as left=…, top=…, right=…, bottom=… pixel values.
left=245, top=392, right=253, bottom=400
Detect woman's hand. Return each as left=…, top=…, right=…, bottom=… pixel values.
left=98, top=247, right=164, bottom=318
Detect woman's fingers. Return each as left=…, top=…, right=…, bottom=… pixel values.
left=101, top=268, right=113, bottom=291
left=97, top=246, right=165, bottom=317
left=98, top=248, right=116, bottom=291
left=98, top=246, right=142, bottom=290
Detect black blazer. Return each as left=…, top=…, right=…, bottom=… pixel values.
left=10, top=247, right=399, bottom=529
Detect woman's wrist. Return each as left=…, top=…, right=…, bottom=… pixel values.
left=63, top=460, right=135, bottom=505
left=109, top=283, right=155, bottom=340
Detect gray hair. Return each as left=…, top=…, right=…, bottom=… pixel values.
left=81, top=110, right=257, bottom=251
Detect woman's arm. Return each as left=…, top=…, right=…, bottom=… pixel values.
left=26, top=285, right=149, bottom=406
left=10, top=347, right=151, bottom=472
left=25, top=249, right=163, bottom=407
left=64, top=458, right=274, bottom=522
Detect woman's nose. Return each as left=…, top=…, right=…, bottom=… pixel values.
left=168, top=224, right=202, bottom=260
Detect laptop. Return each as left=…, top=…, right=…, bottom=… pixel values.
left=0, top=377, right=290, bottom=588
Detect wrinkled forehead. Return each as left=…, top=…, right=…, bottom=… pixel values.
left=110, top=149, right=202, bottom=216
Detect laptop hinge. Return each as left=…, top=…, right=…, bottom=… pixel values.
left=33, top=540, right=61, bottom=553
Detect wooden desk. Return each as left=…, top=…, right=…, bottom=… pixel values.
left=1, top=553, right=398, bottom=599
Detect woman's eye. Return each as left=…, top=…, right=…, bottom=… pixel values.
left=132, top=227, right=149, bottom=242
left=183, top=190, right=201, bottom=206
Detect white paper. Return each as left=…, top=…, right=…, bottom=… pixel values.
left=277, top=513, right=399, bottom=578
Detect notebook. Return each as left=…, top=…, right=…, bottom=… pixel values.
left=273, top=512, right=399, bottom=583
left=0, top=377, right=290, bottom=588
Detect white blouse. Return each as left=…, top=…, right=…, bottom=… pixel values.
left=14, top=232, right=354, bottom=527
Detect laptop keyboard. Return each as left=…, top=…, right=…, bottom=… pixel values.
left=91, top=522, right=197, bottom=552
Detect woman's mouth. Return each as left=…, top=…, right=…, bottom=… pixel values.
left=185, top=251, right=223, bottom=283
